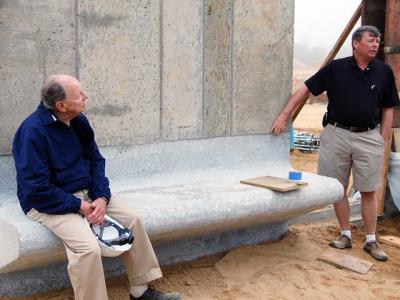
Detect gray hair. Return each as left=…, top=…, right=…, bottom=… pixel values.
left=40, top=78, right=66, bottom=111
left=352, top=25, right=381, bottom=42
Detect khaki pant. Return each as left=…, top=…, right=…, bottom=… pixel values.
left=318, top=124, right=385, bottom=192
left=27, top=191, right=162, bottom=300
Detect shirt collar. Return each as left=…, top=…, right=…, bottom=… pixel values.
left=368, top=58, right=377, bottom=70
left=37, top=102, right=59, bottom=126
left=349, top=55, right=376, bottom=71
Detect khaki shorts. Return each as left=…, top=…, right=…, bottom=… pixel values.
left=318, top=124, right=385, bottom=192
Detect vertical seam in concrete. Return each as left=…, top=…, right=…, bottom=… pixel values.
left=289, top=3, right=295, bottom=103
left=28, top=0, right=46, bottom=79
left=159, top=0, right=164, bottom=141
left=202, top=0, right=206, bottom=138
left=229, top=0, right=234, bottom=136
left=74, top=0, right=80, bottom=79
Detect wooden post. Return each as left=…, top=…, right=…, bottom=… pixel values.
left=361, top=0, right=387, bottom=61
left=377, top=130, right=393, bottom=216
left=376, top=0, right=400, bottom=215
left=385, top=0, right=400, bottom=128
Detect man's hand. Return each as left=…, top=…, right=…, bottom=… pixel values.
left=86, top=198, right=107, bottom=225
left=79, top=200, right=93, bottom=217
left=271, top=112, right=290, bottom=135
left=271, top=84, right=311, bottom=135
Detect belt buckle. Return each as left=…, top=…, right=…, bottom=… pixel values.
left=350, top=126, right=370, bottom=133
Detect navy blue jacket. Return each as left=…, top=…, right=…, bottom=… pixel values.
left=12, top=102, right=111, bottom=214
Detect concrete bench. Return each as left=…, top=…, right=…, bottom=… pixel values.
left=0, top=134, right=343, bottom=296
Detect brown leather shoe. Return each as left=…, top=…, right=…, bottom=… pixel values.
left=363, top=241, right=388, bottom=262
left=329, top=234, right=352, bottom=249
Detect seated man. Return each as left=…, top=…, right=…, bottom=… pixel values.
left=12, top=74, right=180, bottom=300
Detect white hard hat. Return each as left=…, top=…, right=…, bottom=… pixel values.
left=84, top=215, right=134, bottom=257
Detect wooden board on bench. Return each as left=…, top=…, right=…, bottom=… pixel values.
left=240, top=176, right=308, bottom=192
left=378, top=236, right=400, bottom=248
left=318, top=249, right=373, bottom=275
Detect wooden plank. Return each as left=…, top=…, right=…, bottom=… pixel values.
left=292, top=3, right=361, bottom=121
left=379, top=235, right=400, bottom=248
left=318, top=249, right=373, bottom=275
left=240, top=176, right=308, bottom=192
left=377, top=129, right=393, bottom=216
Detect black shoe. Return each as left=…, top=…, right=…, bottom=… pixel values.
left=129, top=286, right=181, bottom=300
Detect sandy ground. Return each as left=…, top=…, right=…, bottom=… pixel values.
left=12, top=216, right=400, bottom=300
left=8, top=104, right=400, bottom=300
left=293, top=102, right=325, bottom=135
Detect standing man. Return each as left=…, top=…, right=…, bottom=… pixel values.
left=271, top=26, right=399, bottom=261
left=13, top=74, right=181, bottom=300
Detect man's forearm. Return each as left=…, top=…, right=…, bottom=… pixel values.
left=380, top=107, right=393, bottom=141
left=271, top=84, right=311, bottom=135
left=282, top=84, right=311, bottom=117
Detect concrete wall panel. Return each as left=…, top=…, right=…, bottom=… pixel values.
left=78, top=0, right=160, bottom=146
left=0, top=0, right=294, bottom=153
left=232, top=0, right=294, bottom=135
left=162, top=0, right=203, bottom=141
left=203, top=0, right=232, bottom=137
left=0, top=0, right=76, bottom=155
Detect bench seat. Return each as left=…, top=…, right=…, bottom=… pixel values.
left=0, top=135, right=343, bottom=296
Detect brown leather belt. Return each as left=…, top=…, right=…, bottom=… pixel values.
left=328, top=120, right=376, bottom=133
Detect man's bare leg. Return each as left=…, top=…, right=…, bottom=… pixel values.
left=330, top=185, right=352, bottom=249
left=360, top=191, right=377, bottom=234
left=360, top=190, right=388, bottom=261
left=333, top=185, right=350, bottom=231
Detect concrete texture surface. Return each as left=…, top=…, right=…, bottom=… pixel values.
left=0, top=0, right=294, bottom=155
left=232, top=0, right=294, bottom=135
left=204, top=0, right=232, bottom=137
left=78, top=0, right=161, bottom=146
left=0, top=0, right=76, bottom=154
left=162, top=0, right=203, bottom=141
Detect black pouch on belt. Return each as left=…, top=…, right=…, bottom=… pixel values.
left=322, top=112, right=328, bottom=128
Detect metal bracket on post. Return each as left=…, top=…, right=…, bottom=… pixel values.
left=384, top=46, right=400, bottom=54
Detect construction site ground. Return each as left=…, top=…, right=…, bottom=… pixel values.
left=11, top=103, right=400, bottom=300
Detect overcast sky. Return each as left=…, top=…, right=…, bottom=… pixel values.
left=294, top=0, right=361, bottom=56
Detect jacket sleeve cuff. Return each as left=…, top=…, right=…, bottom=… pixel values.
left=72, top=196, right=81, bottom=213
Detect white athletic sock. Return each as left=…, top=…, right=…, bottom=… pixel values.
left=365, top=234, right=376, bottom=243
left=130, top=284, right=149, bottom=298
left=341, top=230, right=352, bottom=239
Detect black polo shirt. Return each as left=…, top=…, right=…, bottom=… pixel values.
left=305, top=56, right=399, bottom=127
